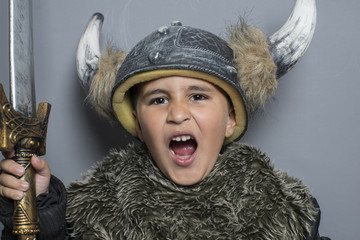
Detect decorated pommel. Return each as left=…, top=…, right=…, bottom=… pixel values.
left=0, top=84, right=51, bottom=156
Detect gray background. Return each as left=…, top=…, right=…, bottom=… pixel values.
left=1, top=0, right=359, bottom=239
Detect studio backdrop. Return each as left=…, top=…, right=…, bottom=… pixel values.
left=0, top=1, right=359, bottom=239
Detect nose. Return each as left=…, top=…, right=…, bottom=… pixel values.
left=167, top=101, right=191, bottom=124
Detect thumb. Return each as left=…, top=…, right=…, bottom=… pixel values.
left=31, top=155, right=51, bottom=178
left=31, top=155, right=51, bottom=196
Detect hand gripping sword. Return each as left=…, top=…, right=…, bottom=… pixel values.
left=0, top=0, right=51, bottom=239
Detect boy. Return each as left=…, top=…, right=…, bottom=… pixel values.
left=1, top=0, right=328, bottom=239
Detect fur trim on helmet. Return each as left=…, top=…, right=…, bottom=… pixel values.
left=87, top=46, right=127, bottom=121
left=227, top=21, right=277, bottom=113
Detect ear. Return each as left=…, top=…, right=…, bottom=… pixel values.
left=133, top=110, right=144, bottom=142
left=225, top=107, right=236, bottom=138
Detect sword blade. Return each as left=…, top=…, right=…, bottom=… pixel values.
left=9, top=0, right=36, bottom=118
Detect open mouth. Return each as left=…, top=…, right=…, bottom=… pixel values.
left=169, top=135, right=198, bottom=166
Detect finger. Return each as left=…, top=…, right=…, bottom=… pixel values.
left=31, top=156, right=51, bottom=196
left=0, top=173, right=29, bottom=192
left=0, top=159, right=25, bottom=177
left=2, top=150, right=15, bottom=159
left=0, top=185, right=24, bottom=200
left=31, top=156, right=51, bottom=178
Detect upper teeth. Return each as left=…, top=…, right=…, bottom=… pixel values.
left=172, top=135, right=192, bottom=142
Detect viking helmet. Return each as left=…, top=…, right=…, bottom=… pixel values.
left=76, top=0, right=317, bottom=143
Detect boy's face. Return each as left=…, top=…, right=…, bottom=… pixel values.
left=134, top=76, right=236, bottom=186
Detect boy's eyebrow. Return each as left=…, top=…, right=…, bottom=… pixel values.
left=187, top=85, right=213, bottom=92
left=142, top=89, right=169, bottom=99
left=142, top=84, right=213, bottom=99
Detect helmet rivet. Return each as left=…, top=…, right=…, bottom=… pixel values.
left=226, top=66, right=238, bottom=77
left=171, top=21, right=182, bottom=26
left=157, top=26, right=169, bottom=35
left=148, top=51, right=162, bottom=64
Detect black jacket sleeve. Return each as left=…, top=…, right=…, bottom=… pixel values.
left=305, top=198, right=331, bottom=240
left=0, top=175, right=68, bottom=240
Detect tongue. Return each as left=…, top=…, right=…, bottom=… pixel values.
left=171, top=139, right=197, bottom=156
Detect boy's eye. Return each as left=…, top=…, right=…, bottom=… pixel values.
left=190, top=94, right=207, bottom=101
left=150, top=97, right=168, bottom=105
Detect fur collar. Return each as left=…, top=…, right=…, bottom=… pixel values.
left=67, top=143, right=316, bottom=239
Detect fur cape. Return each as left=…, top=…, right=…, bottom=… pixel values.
left=66, top=143, right=317, bottom=240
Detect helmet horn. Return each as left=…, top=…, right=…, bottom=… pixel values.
left=76, top=13, right=104, bottom=93
left=269, top=0, right=317, bottom=78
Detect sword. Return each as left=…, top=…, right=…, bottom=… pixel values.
left=9, top=0, right=36, bottom=118
left=0, top=0, right=51, bottom=239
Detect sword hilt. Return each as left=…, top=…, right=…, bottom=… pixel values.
left=0, top=84, right=51, bottom=239
left=12, top=138, right=40, bottom=239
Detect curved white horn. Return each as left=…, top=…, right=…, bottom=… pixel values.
left=76, top=13, right=104, bottom=92
left=269, top=0, right=317, bottom=78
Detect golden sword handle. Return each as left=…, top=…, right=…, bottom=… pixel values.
left=12, top=138, right=40, bottom=239
left=0, top=84, right=51, bottom=239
